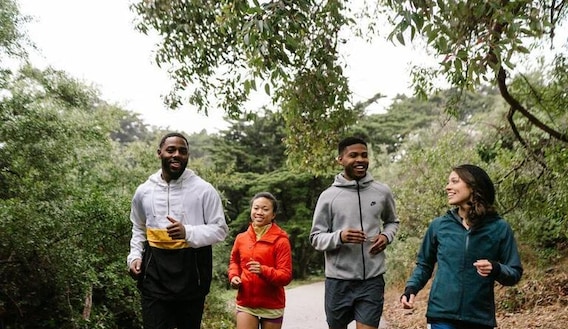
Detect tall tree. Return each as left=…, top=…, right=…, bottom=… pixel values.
left=210, top=109, right=287, bottom=173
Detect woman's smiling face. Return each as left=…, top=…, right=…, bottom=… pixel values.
left=446, top=170, right=472, bottom=207
left=250, top=197, right=276, bottom=227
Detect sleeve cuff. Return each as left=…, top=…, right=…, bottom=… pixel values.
left=489, top=261, right=501, bottom=277
left=184, top=224, right=192, bottom=242
left=401, top=286, right=418, bottom=301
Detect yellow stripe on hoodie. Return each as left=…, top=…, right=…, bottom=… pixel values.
left=147, top=228, right=190, bottom=249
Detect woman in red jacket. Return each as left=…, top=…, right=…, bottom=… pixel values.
left=229, top=192, right=293, bottom=329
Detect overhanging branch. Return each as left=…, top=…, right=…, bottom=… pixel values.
left=497, top=67, right=568, bottom=143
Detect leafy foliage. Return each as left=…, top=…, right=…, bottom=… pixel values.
left=209, top=109, right=287, bottom=173
left=0, top=0, right=29, bottom=59
left=384, top=0, right=568, bottom=148
left=131, top=0, right=362, bottom=173
left=351, top=87, right=502, bottom=157
left=0, top=66, right=153, bottom=328
left=131, top=0, right=352, bottom=114
left=385, top=0, right=558, bottom=90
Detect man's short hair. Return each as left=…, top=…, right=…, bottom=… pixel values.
left=338, top=136, right=367, bottom=155
left=159, top=132, right=188, bottom=148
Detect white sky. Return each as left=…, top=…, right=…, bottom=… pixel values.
left=16, top=0, right=431, bottom=134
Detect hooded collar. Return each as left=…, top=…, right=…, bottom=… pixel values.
left=332, top=172, right=374, bottom=188
left=149, top=168, right=195, bottom=186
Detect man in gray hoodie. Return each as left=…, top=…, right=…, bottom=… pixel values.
left=310, top=136, right=399, bottom=329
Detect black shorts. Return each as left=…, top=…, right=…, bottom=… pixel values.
left=324, top=275, right=385, bottom=328
left=141, top=295, right=206, bottom=329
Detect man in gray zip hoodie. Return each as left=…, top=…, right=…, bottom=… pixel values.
left=310, top=136, right=400, bottom=329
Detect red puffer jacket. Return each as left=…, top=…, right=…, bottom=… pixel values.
left=228, top=223, right=293, bottom=309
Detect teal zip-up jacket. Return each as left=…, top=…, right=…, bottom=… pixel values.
left=405, top=208, right=523, bottom=327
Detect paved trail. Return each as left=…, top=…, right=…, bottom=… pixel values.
left=282, top=281, right=388, bottom=329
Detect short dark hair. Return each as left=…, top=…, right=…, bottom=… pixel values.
left=159, top=132, right=188, bottom=148
left=250, top=192, right=278, bottom=214
left=338, top=136, right=367, bottom=155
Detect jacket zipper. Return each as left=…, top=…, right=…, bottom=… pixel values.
left=357, top=181, right=366, bottom=279
left=459, top=226, right=470, bottom=320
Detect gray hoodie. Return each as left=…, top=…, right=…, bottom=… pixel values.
left=310, top=172, right=399, bottom=280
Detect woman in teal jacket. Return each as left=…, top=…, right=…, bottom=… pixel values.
left=400, top=164, right=523, bottom=329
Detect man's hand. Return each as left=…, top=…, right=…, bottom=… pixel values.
left=340, top=229, right=366, bottom=244
left=369, top=233, right=389, bottom=255
left=166, top=215, right=186, bottom=240
left=129, top=258, right=142, bottom=279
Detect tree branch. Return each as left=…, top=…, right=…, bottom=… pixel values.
left=506, top=102, right=548, bottom=169
left=497, top=67, right=568, bottom=143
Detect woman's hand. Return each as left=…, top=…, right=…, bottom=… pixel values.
left=230, top=276, right=242, bottom=288
left=473, top=259, right=493, bottom=277
left=400, top=293, right=416, bottom=309
left=246, top=260, right=262, bottom=274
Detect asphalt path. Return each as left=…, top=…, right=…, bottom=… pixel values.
left=282, top=281, right=388, bottom=329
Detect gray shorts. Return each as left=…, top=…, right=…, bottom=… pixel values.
left=324, top=275, right=385, bottom=328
